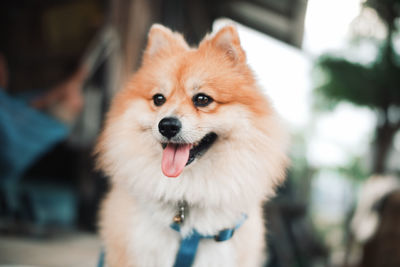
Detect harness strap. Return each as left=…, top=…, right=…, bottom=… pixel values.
left=171, top=214, right=247, bottom=267
left=97, top=215, right=247, bottom=267
left=97, top=249, right=105, bottom=267
left=173, top=231, right=202, bottom=267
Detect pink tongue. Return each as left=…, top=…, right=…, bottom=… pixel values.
left=161, top=144, right=191, bottom=177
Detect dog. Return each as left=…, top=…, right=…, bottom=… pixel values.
left=95, top=24, right=289, bottom=267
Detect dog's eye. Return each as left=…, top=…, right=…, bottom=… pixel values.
left=193, top=93, right=213, bottom=107
left=153, top=94, right=166, bottom=106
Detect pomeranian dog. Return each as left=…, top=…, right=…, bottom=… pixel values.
left=96, top=24, right=288, bottom=267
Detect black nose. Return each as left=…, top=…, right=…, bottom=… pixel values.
left=158, top=117, right=181, bottom=139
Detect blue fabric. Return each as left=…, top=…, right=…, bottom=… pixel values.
left=173, top=231, right=202, bottom=267
left=214, top=228, right=235, bottom=242
left=171, top=214, right=247, bottom=267
left=97, top=250, right=105, bottom=267
left=0, top=90, right=68, bottom=182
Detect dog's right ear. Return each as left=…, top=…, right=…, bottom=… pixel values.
left=144, top=24, right=189, bottom=59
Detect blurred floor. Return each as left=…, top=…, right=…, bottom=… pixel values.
left=0, top=232, right=101, bottom=267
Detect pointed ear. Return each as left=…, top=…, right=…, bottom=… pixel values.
left=208, top=25, right=246, bottom=63
left=144, top=24, right=189, bottom=58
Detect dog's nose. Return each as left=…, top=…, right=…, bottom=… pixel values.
left=158, top=117, right=181, bottom=139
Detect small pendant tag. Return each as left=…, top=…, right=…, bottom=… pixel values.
left=173, top=201, right=187, bottom=224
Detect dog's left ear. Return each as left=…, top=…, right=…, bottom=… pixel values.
left=207, top=25, right=246, bottom=64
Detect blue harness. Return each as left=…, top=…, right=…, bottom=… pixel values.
left=97, top=214, right=247, bottom=267
left=170, top=214, right=247, bottom=267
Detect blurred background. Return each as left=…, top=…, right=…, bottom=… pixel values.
left=0, top=0, right=399, bottom=266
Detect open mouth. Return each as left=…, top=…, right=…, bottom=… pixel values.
left=161, top=132, right=217, bottom=178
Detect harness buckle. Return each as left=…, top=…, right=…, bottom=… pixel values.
left=214, top=229, right=235, bottom=242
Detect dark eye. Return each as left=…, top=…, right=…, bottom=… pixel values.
left=153, top=94, right=166, bottom=106
left=193, top=93, right=213, bottom=107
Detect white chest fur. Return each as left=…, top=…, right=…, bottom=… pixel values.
left=100, top=186, right=261, bottom=267
left=127, top=199, right=243, bottom=267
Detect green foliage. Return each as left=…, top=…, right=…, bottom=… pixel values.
left=336, top=157, right=370, bottom=181
left=315, top=57, right=379, bottom=109
left=314, top=52, right=400, bottom=111
left=314, top=0, right=400, bottom=112
left=313, top=0, right=400, bottom=174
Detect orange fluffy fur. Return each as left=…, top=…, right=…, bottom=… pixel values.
left=96, top=24, right=289, bottom=267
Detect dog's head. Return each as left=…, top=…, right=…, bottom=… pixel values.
left=96, top=24, right=288, bottom=207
